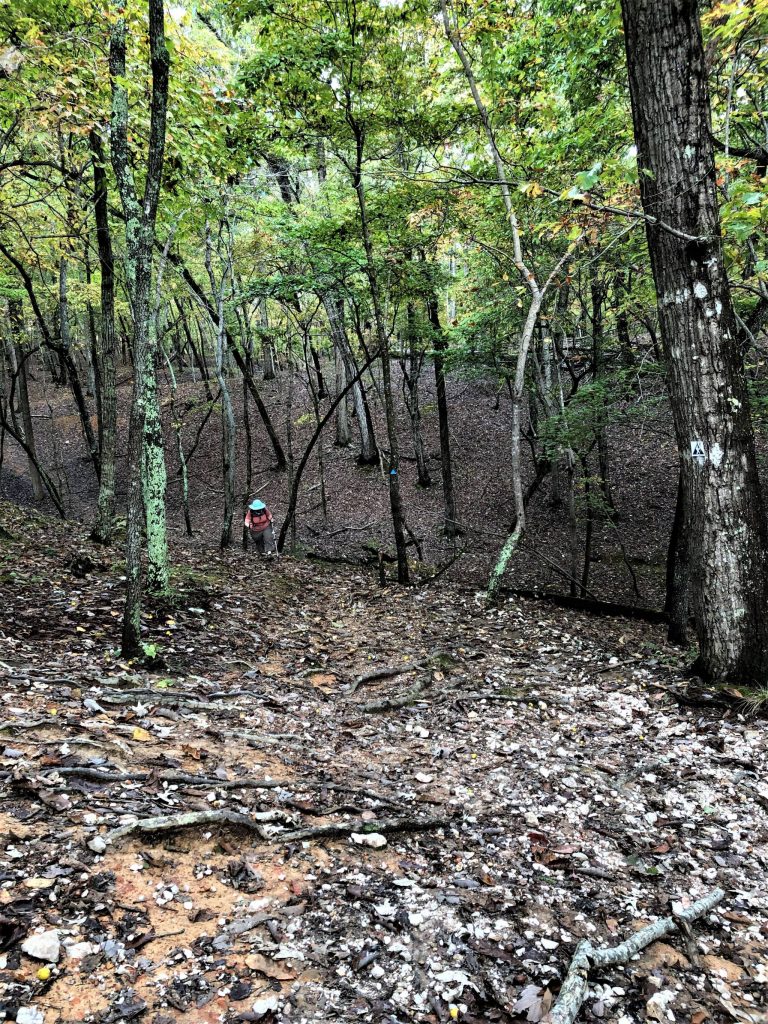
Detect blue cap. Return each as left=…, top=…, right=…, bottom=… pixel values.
left=249, top=499, right=266, bottom=511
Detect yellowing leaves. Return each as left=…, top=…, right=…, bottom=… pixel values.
left=132, top=727, right=152, bottom=742
left=519, top=181, right=543, bottom=198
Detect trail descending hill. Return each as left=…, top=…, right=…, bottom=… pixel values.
left=0, top=503, right=766, bottom=1024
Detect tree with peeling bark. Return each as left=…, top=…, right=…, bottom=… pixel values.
left=620, top=0, right=768, bottom=684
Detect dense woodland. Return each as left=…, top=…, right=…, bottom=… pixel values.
left=0, top=2, right=767, bottom=1023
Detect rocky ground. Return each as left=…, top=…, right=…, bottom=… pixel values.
left=0, top=502, right=766, bottom=1024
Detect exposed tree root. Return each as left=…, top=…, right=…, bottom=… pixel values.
left=543, top=888, right=725, bottom=1024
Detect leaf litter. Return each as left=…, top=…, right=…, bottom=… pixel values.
left=0, top=501, right=766, bottom=1023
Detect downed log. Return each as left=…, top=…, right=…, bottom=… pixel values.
left=543, top=888, right=725, bottom=1024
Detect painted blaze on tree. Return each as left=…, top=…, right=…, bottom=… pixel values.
left=621, top=0, right=768, bottom=684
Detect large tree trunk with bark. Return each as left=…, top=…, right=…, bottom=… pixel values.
left=621, top=0, right=768, bottom=683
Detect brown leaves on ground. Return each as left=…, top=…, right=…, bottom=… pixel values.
left=0, top=501, right=766, bottom=1024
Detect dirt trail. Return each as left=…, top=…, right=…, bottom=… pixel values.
left=0, top=502, right=766, bottom=1024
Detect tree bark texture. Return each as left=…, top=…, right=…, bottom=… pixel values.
left=621, top=0, right=768, bottom=683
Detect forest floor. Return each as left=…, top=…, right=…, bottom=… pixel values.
left=1, top=501, right=767, bottom=1024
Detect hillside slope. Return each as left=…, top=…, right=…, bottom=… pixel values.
left=0, top=503, right=766, bottom=1023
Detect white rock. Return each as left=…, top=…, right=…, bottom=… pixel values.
left=524, top=811, right=539, bottom=826
left=16, top=1008, right=45, bottom=1024
left=87, top=836, right=107, bottom=854
left=252, top=994, right=279, bottom=1017
left=22, top=931, right=60, bottom=963
left=66, top=942, right=98, bottom=959
left=414, top=772, right=433, bottom=783
left=351, top=832, right=387, bottom=849
left=541, top=938, right=559, bottom=950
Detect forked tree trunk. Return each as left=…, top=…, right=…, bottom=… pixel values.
left=621, top=0, right=768, bottom=683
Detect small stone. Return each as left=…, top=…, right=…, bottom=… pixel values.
left=16, top=1008, right=45, bottom=1024
left=22, top=931, right=60, bottom=963
left=252, top=994, right=279, bottom=1017
left=524, top=811, right=539, bottom=826
left=66, top=942, right=98, bottom=959
left=351, top=832, right=387, bottom=849
left=87, top=836, right=107, bottom=854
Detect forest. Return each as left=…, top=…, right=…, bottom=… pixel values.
left=0, top=0, right=767, bottom=1022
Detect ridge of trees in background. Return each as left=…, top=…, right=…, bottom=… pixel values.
left=1, top=0, right=767, bottom=684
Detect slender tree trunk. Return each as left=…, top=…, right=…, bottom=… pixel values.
left=164, top=351, right=192, bottom=536
left=322, top=293, right=376, bottom=463
left=590, top=274, right=616, bottom=518
left=59, top=254, right=100, bottom=479
left=334, top=342, right=351, bottom=447
left=350, top=131, right=409, bottom=583
left=9, top=299, right=44, bottom=501
left=426, top=288, right=459, bottom=536
left=665, top=468, right=690, bottom=645
left=622, top=0, right=768, bottom=683
left=261, top=306, right=277, bottom=381
left=90, top=131, right=119, bottom=544
left=110, top=0, right=171, bottom=654
left=401, top=304, right=431, bottom=488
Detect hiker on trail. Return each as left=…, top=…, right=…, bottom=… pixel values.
left=245, top=499, right=276, bottom=555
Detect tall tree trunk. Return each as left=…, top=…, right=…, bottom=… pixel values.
left=334, top=342, right=351, bottom=447
left=110, top=0, right=171, bottom=654
left=401, top=304, right=431, bottom=488
left=665, top=468, right=689, bottom=645
left=350, top=130, right=409, bottom=584
left=426, top=288, right=459, bottom=536
left=9, top=299, right=44, bottom=501
left=621, top=0, right=768, bottom=683
left=59, top=255, right=100, bottom=479
left=322, top=293, right=376, bottom=463
left=590, top=274, right=616, bottom=518
left=90, top=131, right=119, bottom=544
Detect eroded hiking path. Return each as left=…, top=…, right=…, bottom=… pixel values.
left=0, top=504, right=766, bottom=1024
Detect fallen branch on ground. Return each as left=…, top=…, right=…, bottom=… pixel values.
left=543, top=888, right=725, bottom=1024
left=105, top=809, right=270, bottom=844
left=104, top=809, right=451, bottom=847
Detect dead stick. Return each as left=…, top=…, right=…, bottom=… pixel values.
left=105, top=810, right=269, bottom=844
left=543, top=888, right=725, bottom=1024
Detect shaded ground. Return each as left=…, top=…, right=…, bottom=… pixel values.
left=0, top=360, right=680, bottom=606
left=1, top=502, right=766, bottom=1024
